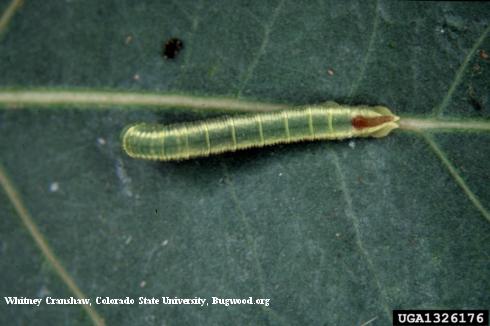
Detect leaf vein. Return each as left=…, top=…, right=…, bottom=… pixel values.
left=221, top=162, right=290, bottom=326
left=421, top=133, right=490, bottom=223
left=0, top=0, right=23, bottom=41
left=433, top=24, right=490, bottom=117
left=0, top=163, right=105, bottom=326
left=347, top=0, right=380, bottom=101
left=236, top=0, right=286, bottom=97
left=175, top=0, right=203, bottom=86
left=331, top=153, right=392, bottom=322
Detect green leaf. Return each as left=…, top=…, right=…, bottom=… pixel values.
left=0, top=1, right=489, bottom=325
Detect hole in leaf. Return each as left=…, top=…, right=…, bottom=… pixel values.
left=162, top=38, right=184, bottom=59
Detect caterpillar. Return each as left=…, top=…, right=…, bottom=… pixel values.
left=121, top=102, right=399, bottom=161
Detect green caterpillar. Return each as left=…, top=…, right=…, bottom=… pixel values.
left=121, top=102, right=399, bottom=161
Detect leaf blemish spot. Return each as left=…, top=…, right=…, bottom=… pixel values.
left=49, top=182, right=59, bottom=192
left=467, top=86, right=483, bottom=111
left=469, top=96, right=483, bottom=111
left=479, top=49, right=488, bottom=60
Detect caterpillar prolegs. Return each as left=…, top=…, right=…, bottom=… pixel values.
left=121, top=102, right=399, bottom=161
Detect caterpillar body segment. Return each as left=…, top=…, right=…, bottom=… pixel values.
left=121, top=103, right=399, bottom=161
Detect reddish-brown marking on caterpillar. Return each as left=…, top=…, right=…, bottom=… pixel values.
left=351, top=115, right=394, bottom=129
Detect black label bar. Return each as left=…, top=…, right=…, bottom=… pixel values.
left=393, top=310, right=488, bottom=326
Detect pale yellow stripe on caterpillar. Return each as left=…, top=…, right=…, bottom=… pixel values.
left=229, top=117, right=238, bottom=151
left=203, top=122, right=211, bottom=155
left=328, top=110, right=334, bottom=134
left=183, top=124, right=190, bottom=160
left=283, top=111, right=291, bottom=142
left=307, top=108, right=315, bottom=138
left=160, top=129, right=166, bottom=158
left=256, top=115, right=265, bottom=146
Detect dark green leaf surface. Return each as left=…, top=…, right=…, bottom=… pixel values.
left=1, top=1, right=489, bottom=325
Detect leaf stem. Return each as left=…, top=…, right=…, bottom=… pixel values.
left=399, top=118, right=490, bottom=132
left=0, top=89, right=489, bottom=133
left=0, top=89, right=288, bottom=112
